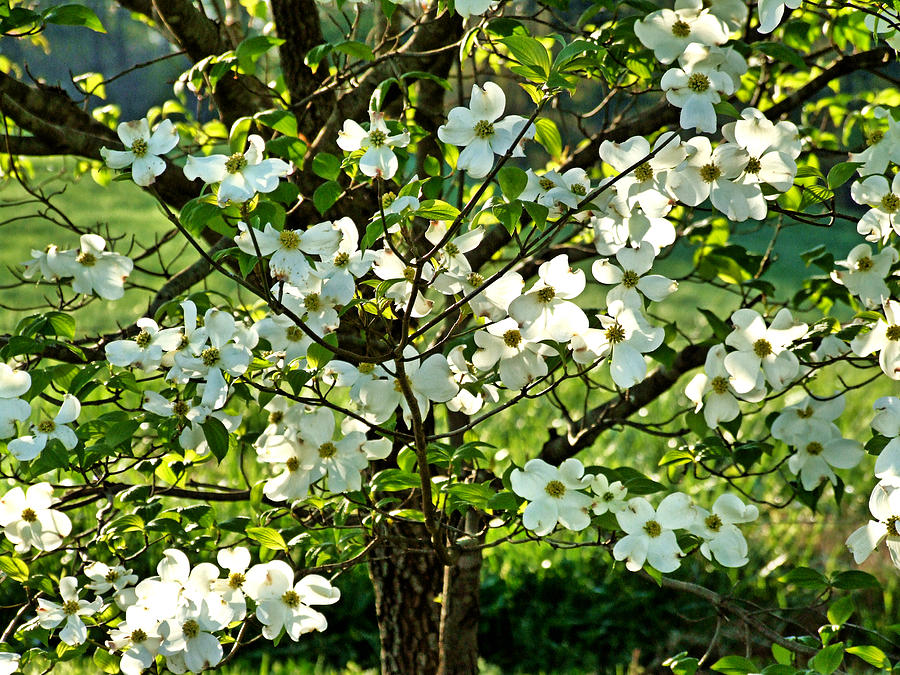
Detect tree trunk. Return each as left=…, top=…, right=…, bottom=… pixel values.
left=438, top=511, right=483, bottom=675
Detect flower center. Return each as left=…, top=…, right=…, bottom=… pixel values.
left=882, top=193, right=900, bottom=213
left=225, top=153, right=248, bottom=174
left=135, top=329, right=152, bottom=348
left=704, top=514, right=723, bottom=532
left=286, top=325, right=305, bottom=342
left=279, top=230, right=300, bottom=250
left=369, top=129, right=387, bottom=147
left=393, top=376, right=412, bottom=393
left=282, top=589, right=301, bottom=608
left=173, top=400, right=190, bottom=417
left=887, top=325, right=900, bottom=341
left=130, top=138, right=149, bottom=158
left=444, top=242, right=460, bottom=257
left=571, top=183, right=587, bottom=196
left=711, top=375, right=729, bottom=394
left=105, top=569, right=120, bottom=583
left=539, top=177, right=556, bottom=191
left=671, top=19, right=691, bottom=37
left=381, top=192, right=396, bottom=209
left=467, top=272, right=484, bottom=286
left=268, top=411, right=284, bottom=425
left=37, top=420, right=56, bottom=434
left=544, top=480, right=566, bottom=498
left=333, top=252, right=350, bottom=267
left=304, top=293, right=321, bottom=313
left=805, top=441, right=823, bottom=456
left=536, top=286, right=556, bottom=304
left=473, top=120, right=495, bottom=139
left=177, top=333, right=189, bottom=350
left=358, top=362, right=375, bottom=375
left=699, top=163, right=721, bottom=183
left=131, top=628, right=147, bottom=644
left=201, top=346, right=220, bottom=367
left=318, top=442, right=337, bottom=459
left=856, top=256, right=874, bottom=271
left=643, top=520, right=662, bottom=537
left=403, top=266, right=417, bottom=283
left=503, top=329, right=522, bottom=348
left=796, top=406, right=814, bottom=419
left=753, top=338, right=773, bottom=358
left=621, top=270, right=639, bottom=289
left=605, top=322, right=625, bottom=344
left=687, top=72, right=711, bottom=93
left=20, top=508, right=37, bottom=523
left=634, top=163, right=653, bottom=182
left=602, top=491, right=614, bottom=502
left=76, top=251, right=97, bottom=266
left=63, top=600, right=81, bottom=616
left=745, top=157, right=762, bottom=174
left=228, top=572, right=245, bottom=589
left=286, top=456, right=300, bottom=472
left=867, top=129, right=885, bottom=146
left=887, top=514, right=900, bottom=537
left=182, top=619, right=200, bottom=639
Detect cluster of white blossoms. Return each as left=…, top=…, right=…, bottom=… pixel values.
left=22, top=233, right=133, bottom=301
left=19, top=547, right=338, bottom=673
left=510, top=458, right=758, bottom=572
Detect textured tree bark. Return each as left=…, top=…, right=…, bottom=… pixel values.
left=438, top=513, right=483, bottom=675
left=368, top=520, right=444, bottom=675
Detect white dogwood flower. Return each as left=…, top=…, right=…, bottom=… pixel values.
left=101, top=118, right=179, bottom=186
left=846, top=481, right=900, bottom=566
left=723, top=308, right=807, bottom=393
left=591, top=241, right=678, bottom=309
left=0, top=483, right=71, bottom=552
left=850, top=299, right=900, bottom=379
left=510, top=458, right=593, bottom=535
left=614, top=493, right=696, bottom=573
left=8, top=393, right=81, bottom=461
left=0, top=363, right=31, bottom=439
left=685, top=343, right=766, bottom=429
left=36, top=576, right=103, bottom=646
left=337, top=111, right=409, bottom=179
left=689, top=494, right=758, bottom=567
left=831, top=244, right=898, bottom=308
left=660, top=43, right=735, bottom=133
left=634, top=0, right=729, bottom=64
left=52, top=234, right=134, bottom=300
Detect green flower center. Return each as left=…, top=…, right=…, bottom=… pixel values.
left=544, top=480, right=566, bottom=498
left=201, top=346, right=220, bottom=367
left=229, top=572, right=245, bottom=589
left=286, top=456, right=300, bottom=472
left=536, top=286, right=556, bottom=304
left=882, top=193, right=900, bottom=213
left=131, top=628, right=147, bottom=643
left=402, top=266, right=417, bottom=283
left=444, top=242, right=460, bottom=257
left=467, top=272, right=484, bottom=287
left=887, top=325, right=900, bottom=341
left=634, top=163, right=653, bottom=182
left=358, top=362, right=375, bottom=375
left=334, top=252, right=350, bottom=267
left=318, top=442, right=337, bottom=459
left=304, top=293, right=321, bottom=313
left=269, top=411, right=284, bottom=425
left=381, top=192, right=396, bottom=209
left=282, top=589, right=301, bottom=608
left=285, top=325, right=304, bottom=342
left=279, top=230, right=300, bottom=250
left=671, top=19, right=691, bottom=37
left=687, top=72, right=711, bottom=93
left=806, top=441, right=823, bottom=456
left=753, top=338, right=773, bottom=358
left=76, top=251, right=97, bottom=267
left=20, top=508, right=37, bottom=523
left=130, top=138, right=149, bottom=158
left=605, top=322, right=625, bottom=344
left=571, top=183, right=586, bottom=196
left=705, top=514, right=723, bottom=532
left=621, top=270, right=639, bottom=289
left=105, top=569, right=119, bottom=583
left=539, top=177, right=556, bottom=191
left=796, top=406, right=814, bottom=419
left=643, top=520, right=662, bottom=537
left=503, top=329, right=522, bottom=348
left=602, top=491, right=614, bottom=502
left=474, top=120, right=495, bottom=139
left=856, top=256, right=874, bottom=271
left=369, top=129, right=387, bottom=147
left=867, top=129, right=885, bottom=146
left=182, top=619, right=200, bottom=639
left=135, top=329, right=152, bottom=348
left=172, top=400, right=189, bottom=417
left=745, top=157, right=762, bottom=174
left=38, top=420, right=56, bottom=434
left=225, top=153, right=248, bottom=174
left=887, top=515, right=900, bottom=537
left=699, top=163, right=721, bottom=183
left=63, top=600, right=81, bottom=616
left=711, top=376, right=729, bottom=394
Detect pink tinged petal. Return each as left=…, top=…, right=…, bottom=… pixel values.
left=148, top=119, right=179, bottom=155
left=469, top=82, right=505, bottom=122
left=613, top=533, right=649, bottom=571
left=456, top=138, right=495, bottom=178
left=556, top=494, right=593, bottom=531
left=846, top=521, right=887, bottom=564
left=592, top=259, right=623, bottom=285
left=522, top=499, right=558, bottom=535
left=616, top=497, right=656, bottom=534
left=337, top=119, right=367, bottom=152
left=131, top=155, right=166, bottom=187
left=101, top=148, right=136, bottom=169
left=360, top=145, right=398, bottom=179
left=183, top=154, right=227, bottom=183
left=184, top=632, right=223, bottom=672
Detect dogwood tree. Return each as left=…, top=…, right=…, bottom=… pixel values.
left=0, top=0, right=899, bottom=673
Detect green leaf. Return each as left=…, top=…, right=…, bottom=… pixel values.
left=235, top=35, right=284, bottom=73
left=445, top=483, right=495, bottom=509
left=846, top=645, right=890, bottom=669
left=809, top=642, right=843, bottom=675
left=44, top=312, right=76, bottom=340
left=830, top=570, right=882, bottom=590
left=92, top=648, right=120, bottom=674
left=304, top=43, right=333, bottom=73
left=201, top=416, right=230, bottom=463
left=523, top=201, right=548, bottom=228
left=826, top=162, right=862, bottom=190
left=312, top=152, right=342, bottom=181
left=534, top=118, right=562, bottom=159
left=255, top=109, right=298, bottom=137
left=497, top=166, right=528, bottom=201
left=663, top=653, right=699, bottom=675
left=334, top=39, right=375, bottom=61
left=42, top=4, right=105, bottom=32
left=416, top=199, right=461, bottom=221
left=371, top=468, right=421, bottom=491
left=313, top=181, right=342, bottom=215
left=180, top=198, right=224, bottom=236
left=501, top=35, right=552, bottom=79
left=827, top=595, right=854, bottom=626
left=780, top=566, right=829, bottom=589
left=710, top=655, right=759, bottom=675
left=246, top=526, right=288, bottom=551
left=756, top=41, right=806, bottom=69
left=0, top=556, right=28, bottom=582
